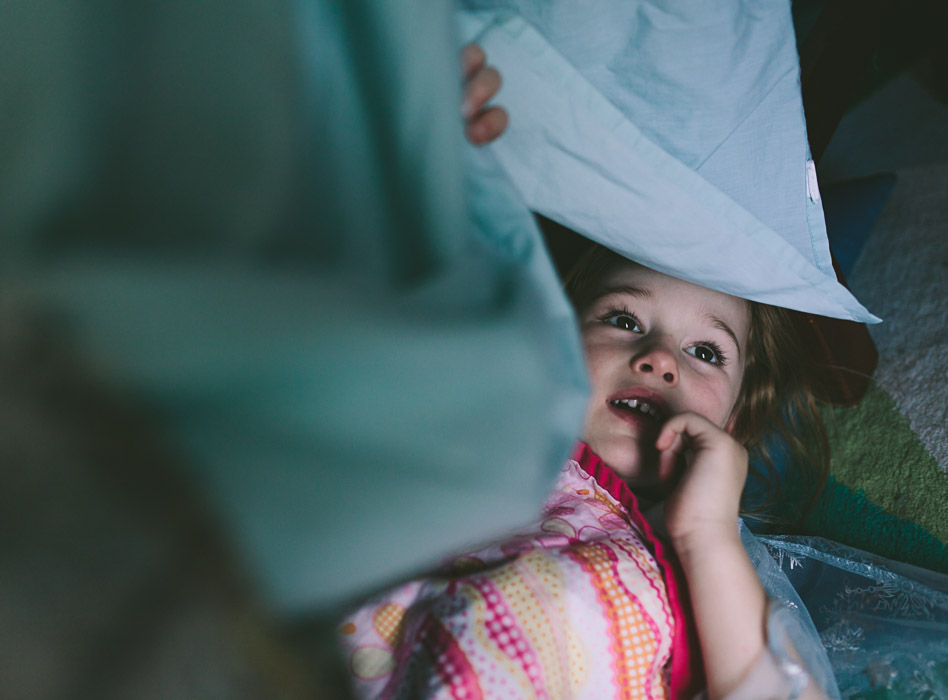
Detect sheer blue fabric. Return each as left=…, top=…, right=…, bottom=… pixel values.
left=758, top=533, right=948, bottom=697
left=741, top=521, right=842, bottom=699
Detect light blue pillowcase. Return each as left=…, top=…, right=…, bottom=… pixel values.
left=459, top=0, right=878, bottom=323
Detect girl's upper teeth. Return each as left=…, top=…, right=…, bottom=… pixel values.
left=612, top=398, right=660, bottom=418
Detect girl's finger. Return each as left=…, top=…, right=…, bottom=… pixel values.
left=655, top=411, right=717, bottom=451
left=465, top=105, right=509, bottom=144
left=462, top=65, right=502, bottom=119
left=655, top=416, right=687, bottom=451
left=461, top=43, right=486, bottom=80
left=657, top=432, right=684, bottom=482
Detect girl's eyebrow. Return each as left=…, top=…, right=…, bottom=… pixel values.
left=706, top=314, right=742, bottom=360
left=595, top=285, right=653, bottom=301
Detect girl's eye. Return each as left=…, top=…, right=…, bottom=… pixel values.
left=686, top=343, right=725, bottom=365
left=603, top=313, right=642, bottom=333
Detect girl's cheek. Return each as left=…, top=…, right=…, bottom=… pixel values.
left=689, top=377, right=731, bottom=422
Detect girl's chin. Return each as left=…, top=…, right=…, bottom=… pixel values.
left=590, top=438, right=663, bottom=486
left=586, top=435, right=681, bottom=504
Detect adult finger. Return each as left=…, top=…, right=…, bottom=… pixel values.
left=465, top=105, right=509, bottom=144
left=461, top=43, right=486, bottom=80
left=462, top=65, right=502, bottom=119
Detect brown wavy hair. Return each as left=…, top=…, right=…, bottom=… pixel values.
left=562, top=242, right=828, bottom=527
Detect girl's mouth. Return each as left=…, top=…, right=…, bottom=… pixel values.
left=609, top=397, right=664, bottom=422
left=607, top=398, right=666, bottom=430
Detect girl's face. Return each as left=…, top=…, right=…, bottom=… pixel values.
left=579, top=261, right=749, bottom=490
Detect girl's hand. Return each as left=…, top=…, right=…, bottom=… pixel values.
left=655, top=412, right=748, bottom=549
left=461, top=43, right=508, bottom=145
left=657, top=415, right=828, bottom=699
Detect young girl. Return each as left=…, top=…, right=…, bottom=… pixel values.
left=337, top=242, right=835, bottom=700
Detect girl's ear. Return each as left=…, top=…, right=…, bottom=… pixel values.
left=724, top=413, right=751, bottom=447
left=724, top=413, right=738, bottom=436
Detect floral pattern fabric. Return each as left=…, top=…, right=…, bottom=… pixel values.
left=338, top=445, right=700, bottom=699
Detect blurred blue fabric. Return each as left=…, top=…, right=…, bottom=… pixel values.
left=0, top=0, right=888, bottom=625
left=0, top=0, right=588, bottom=613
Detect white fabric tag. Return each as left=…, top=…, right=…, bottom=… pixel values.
left=806, top=160, right=821, bottom=203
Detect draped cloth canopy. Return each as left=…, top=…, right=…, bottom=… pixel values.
left=460, top=0, right=879, bottom=323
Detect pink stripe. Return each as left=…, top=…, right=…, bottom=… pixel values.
left=470, top=578, right=549, bottom=699
left=611, top=536, right=669, bottom=698
left=567, top=542, right=662, bottom=699
left=423, top=616, right=484, bottom=700
left=572, top=442, right=704, bottom=700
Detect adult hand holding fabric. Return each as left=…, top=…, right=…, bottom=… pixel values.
left=461, top=43, right=509, bottom=144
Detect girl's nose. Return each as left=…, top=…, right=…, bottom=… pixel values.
left=631, top=345, right=678, bottom=385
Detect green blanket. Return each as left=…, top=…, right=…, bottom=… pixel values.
left=800, top=163, right=948, bottom=573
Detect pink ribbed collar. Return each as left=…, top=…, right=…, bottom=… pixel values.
left=571, top=442, right=704, bottom=700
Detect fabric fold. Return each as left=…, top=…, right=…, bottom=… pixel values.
left=458, top=4, right=879, bottom=323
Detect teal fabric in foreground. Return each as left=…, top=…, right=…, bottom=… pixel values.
left=0, top=0, right=888, bottom=629
left=0, top=1, right=589, bottom=613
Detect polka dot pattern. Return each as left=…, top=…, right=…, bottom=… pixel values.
left=472, top=573, right=552, bottom=699
left=373, top=602, right=407, bottom=648
left=338, top=458, right=675, bottom=699
left=612, top=535, right=674, bottom=669
left=424, top=616, right=484, bottom=700
left=567, top=542, right=663, bottom=699
left=518, top=549, right=586, bottom=693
